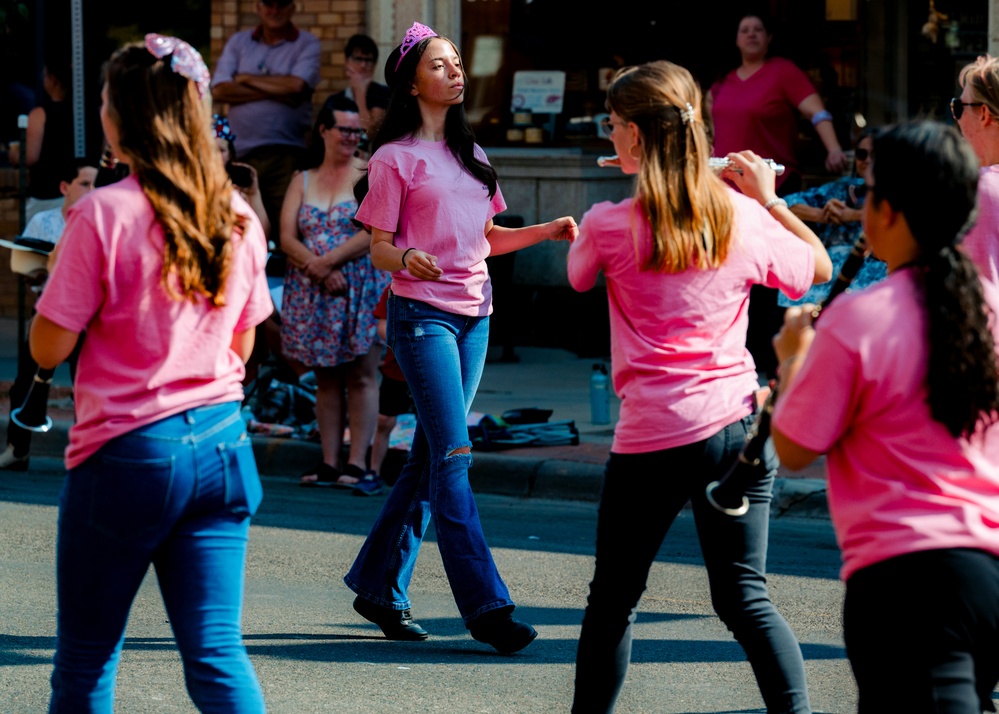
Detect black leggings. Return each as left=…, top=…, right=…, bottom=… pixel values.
left=844, top=548, right=999, bottom=714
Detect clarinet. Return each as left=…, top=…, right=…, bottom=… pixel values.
left=9, top=367, right=55, bottom=433
left=705, top=234, right=869, bottom=515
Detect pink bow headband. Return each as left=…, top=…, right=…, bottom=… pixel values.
left=145, top=33, right=211, bottom=98
left=396, top=22, right=437, bottom=71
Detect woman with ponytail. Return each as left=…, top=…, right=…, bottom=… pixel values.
left=772, top=120, right=999, bottom=712
left=31, top=36, right=271, bottom=711
left=567, top=60, right=831, bottom=713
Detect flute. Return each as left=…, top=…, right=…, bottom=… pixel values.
left=596, top=155, right=785, bottom=175
left=704, top=234, right=869, bottom=516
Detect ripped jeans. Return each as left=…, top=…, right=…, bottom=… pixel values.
left=344, top=294, right=513, bottom=625
left=49, top=402, right=265, bottom=713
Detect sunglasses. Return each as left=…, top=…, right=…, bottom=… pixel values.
left=854, top=148, right=869, bottom=161
left=950, top=97, right=984, bottom=120
left=261, top=0, right=294, bottom=8
left=348, top=55, right=376, bottom=65
left=332, top=125, right=365, bottom=138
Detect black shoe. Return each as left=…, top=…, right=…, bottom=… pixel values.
left=352, top=596, right=429, bottom=641
left=469, top=608, right=538, bottom=654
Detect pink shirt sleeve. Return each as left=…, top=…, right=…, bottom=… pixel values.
left=772, top=323, right=859, bottom=453
left=568, top=201, right=617, bottom=292
left=37, top=207, right=104, bottom=333
left=777, top=59, right=819, bottom=107
left=355, top=157, right=407, bottom=234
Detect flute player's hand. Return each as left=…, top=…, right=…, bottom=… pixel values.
left=723, top=151, right=777, bottom=206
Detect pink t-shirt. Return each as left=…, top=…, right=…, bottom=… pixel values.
left=355, top=138, right=507, bottom=317
left=567, top=188, right=814, bottom=453
left=772, top=269, right=999, bottom=581
left=963, top=165, right=999, bottom=287
left=710, top=58, right=817, bottom=191
left=36, top=175, right=274, bottom=469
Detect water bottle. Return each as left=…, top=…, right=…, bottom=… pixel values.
left=590, top=363, right=611, bottom=425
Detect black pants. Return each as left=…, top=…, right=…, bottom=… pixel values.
left=572, top=416, right=809, bottom=713
left=844, top=548, right=999, bottom=713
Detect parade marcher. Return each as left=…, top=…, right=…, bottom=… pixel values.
left=33, top=35, right=272, bottom=711
left=343, top=21, right=577, bottom=654
left=772, top=120, right=999, bottom=713
left=568, top=60, right=831, bottom=713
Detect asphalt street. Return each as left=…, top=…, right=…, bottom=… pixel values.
left=0, top=455, right=861, bottom=713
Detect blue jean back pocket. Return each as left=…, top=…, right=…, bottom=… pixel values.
left=219, top=438, right=262, bottom=517
left=85, top=453, right=175, bottom=540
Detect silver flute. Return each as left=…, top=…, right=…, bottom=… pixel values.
left=596, top=155, right=784, bottom=175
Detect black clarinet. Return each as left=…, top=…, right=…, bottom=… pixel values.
left=10, top=367, right=55, bottom=433
left=705, top=235, right=869, bottom=515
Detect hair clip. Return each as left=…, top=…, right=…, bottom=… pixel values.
left=145, top=33, right=211, bottom=98
left=396, top=22, right=437, bottom=71
left=213, top=114, right=235, bottom=142
left=679, top=103, right=696, bottom=124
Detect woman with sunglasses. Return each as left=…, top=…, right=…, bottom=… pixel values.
left=280, top=94, right=390, bottom=492
left=777, top=129, right=888, bottom=307
left=772, top=119, right=999, bottom=713
left=32, top=36, right=271, bottom=711
left=952, top=54, right=999, bottom=287
left=568, top=60, right=831, bottom=713
left=343, top=22, right=577, bottom=654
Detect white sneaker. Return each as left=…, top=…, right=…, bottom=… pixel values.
left=0, top=444, right=29, bottom=471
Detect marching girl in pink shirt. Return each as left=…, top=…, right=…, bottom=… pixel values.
left=343, top=22, right=577, bottom=654
left=32, top=37, right=271, bottom=711
left=772, top=121, right=999, bottom=712
left=567, top=60, right=831, bottom=714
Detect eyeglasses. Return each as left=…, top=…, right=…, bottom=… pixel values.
left=950, top=97, right=984, bottom=120
left=348, top=55, right=376, bottom=65
left=854, top=148, right=869, bottom=161
left=332, top=125, right=365, bottom=138
left=596, top=114, right=628, bottom=140
left=261, top=0, right=294, bottom=8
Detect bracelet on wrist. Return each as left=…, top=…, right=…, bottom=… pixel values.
left=401, top=247, right=416, bottom=269
left=763, top=197, right=788, bottom=212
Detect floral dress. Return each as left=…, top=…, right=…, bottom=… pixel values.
left=280, top=179, right=390, bottom=368
left=779, top=175, right=888, bottom=307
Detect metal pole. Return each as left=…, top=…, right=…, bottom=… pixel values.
left=71, top=0, right=85, bottom=157
left=17, top=114, right=29, bottom=364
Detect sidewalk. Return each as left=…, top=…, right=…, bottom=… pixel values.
left=0, top=317, right=829, bottom=518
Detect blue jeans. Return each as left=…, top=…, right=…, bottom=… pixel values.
left=49, top=402, right=266, bottom=713
left=572, top=415, right=810, bottom=713
left=344, top=294, right=514, bottom=625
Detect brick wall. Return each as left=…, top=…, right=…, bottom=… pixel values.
left=0, top=164, right=34, bottom=316
left=209, top=0, right=369, bottom=108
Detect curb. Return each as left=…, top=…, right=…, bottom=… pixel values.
left=0, top=416, right=829, bottom=518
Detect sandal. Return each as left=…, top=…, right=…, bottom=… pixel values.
left=299, top=462, right=341, bottom=487
left=335, top=463, right=366, bottom=488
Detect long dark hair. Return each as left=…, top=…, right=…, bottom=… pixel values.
left=353, top=30, right=497, bottom=205
left=869, top=120, right=999, bottom=438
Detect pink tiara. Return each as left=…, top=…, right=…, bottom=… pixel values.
left=396, top=22, right=437, bottom=71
